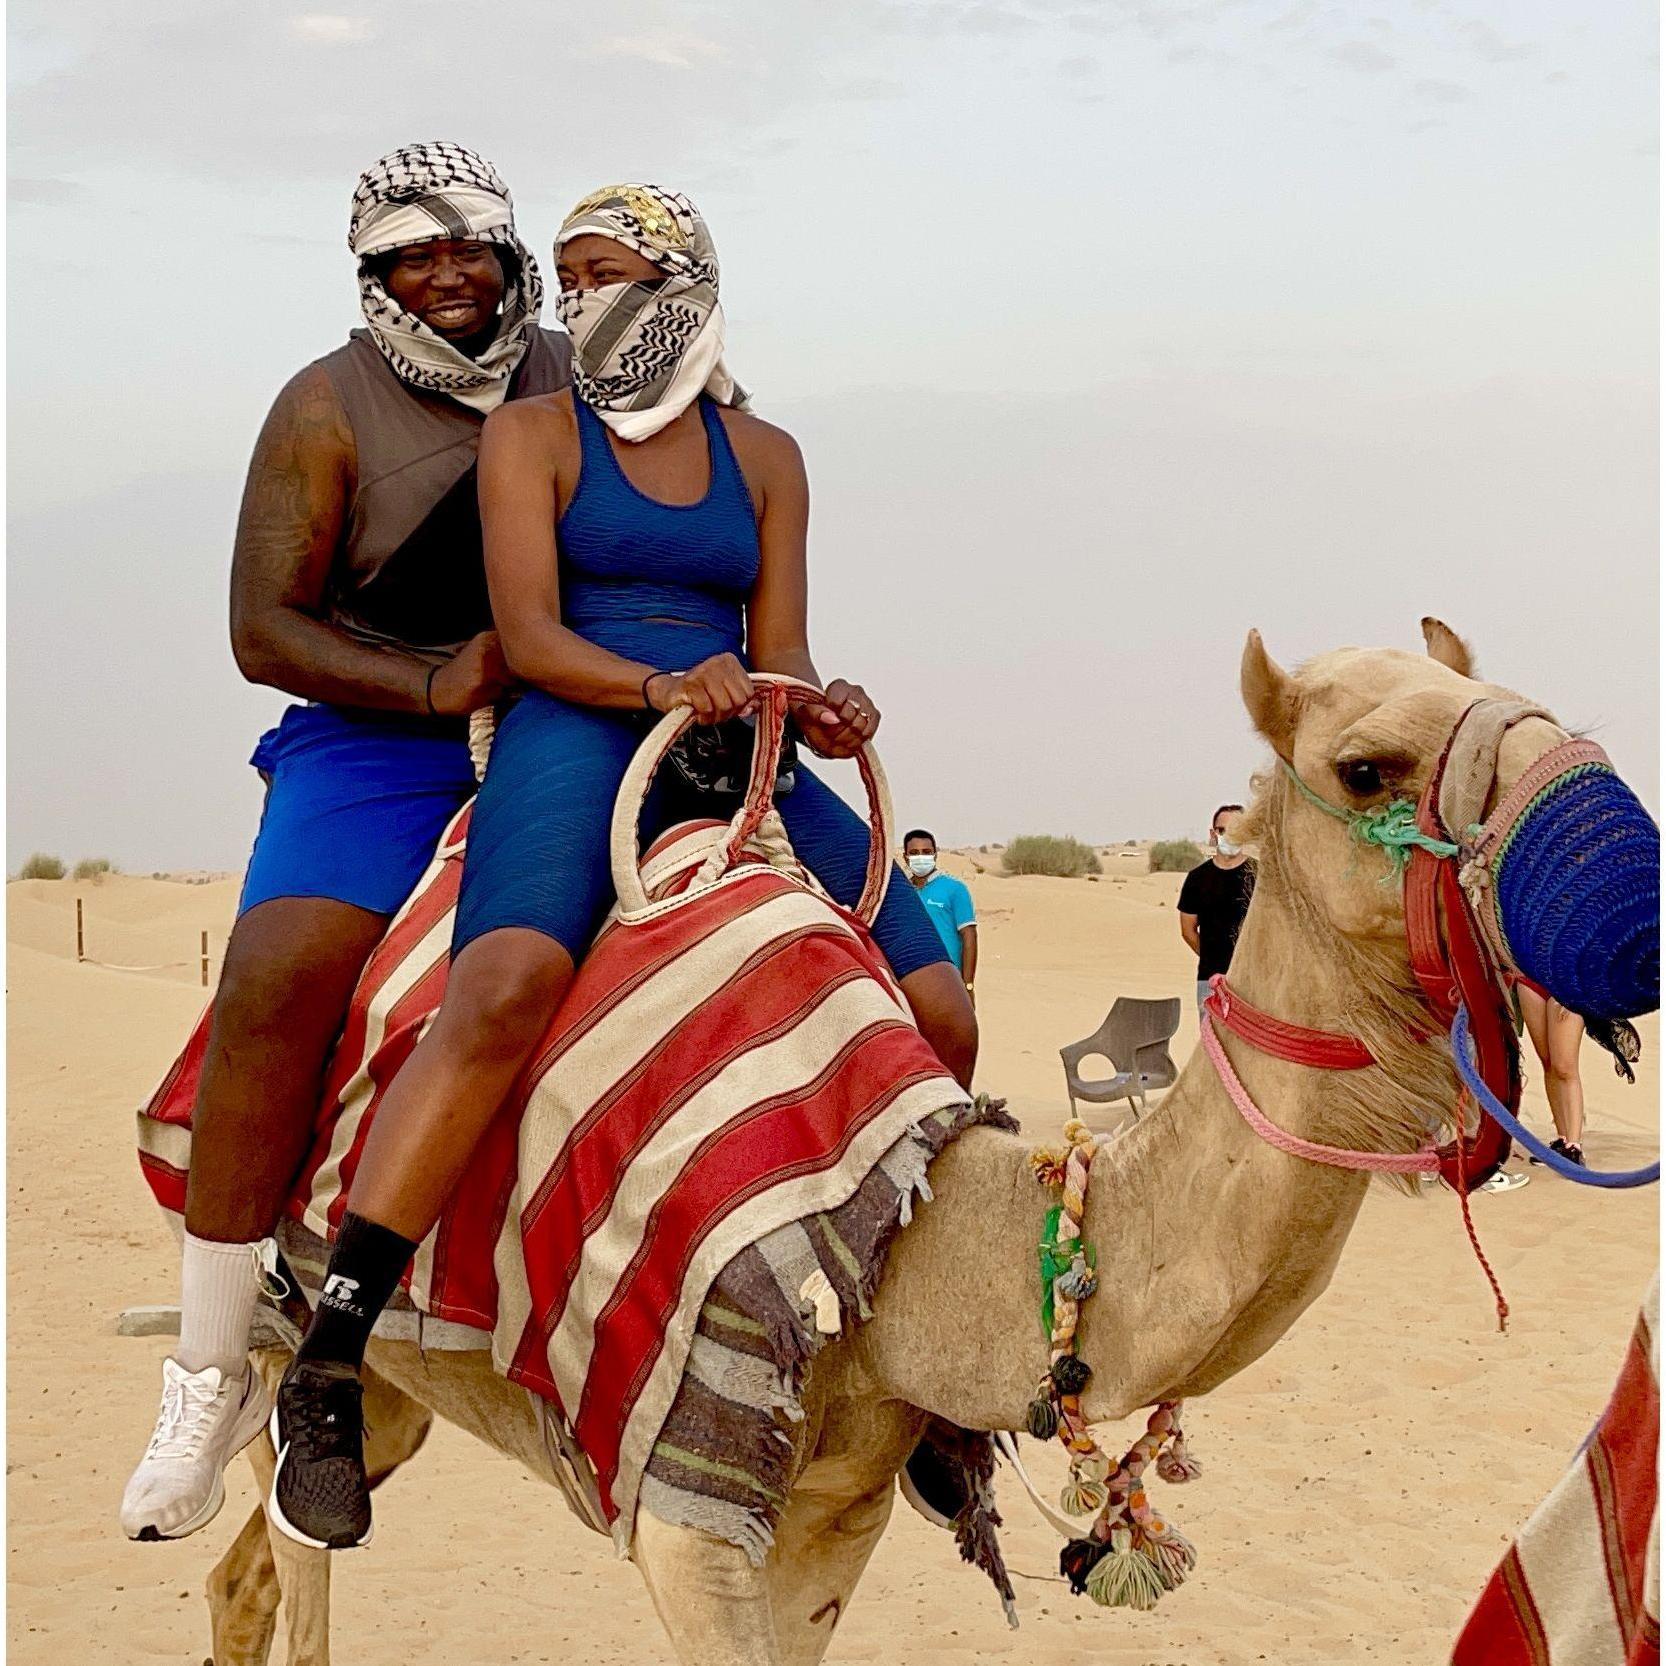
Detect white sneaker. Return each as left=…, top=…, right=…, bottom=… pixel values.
left=120, top=1357, right=272, bottom=1541
left=1478, top=1170, right=1531, bottom=1194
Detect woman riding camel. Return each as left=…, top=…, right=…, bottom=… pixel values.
left=266, top=184, right=979, bottom=1550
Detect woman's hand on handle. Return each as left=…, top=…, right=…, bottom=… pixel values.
left=801, top=678, right=880, bottom=759
left=647, top=653, right=755, bottom=724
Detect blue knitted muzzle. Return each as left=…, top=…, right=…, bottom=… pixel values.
left=1492, top=763, right=1660, bottom=1021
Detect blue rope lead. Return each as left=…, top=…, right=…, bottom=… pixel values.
left=1451, top=1007, right=1659, bottom=1189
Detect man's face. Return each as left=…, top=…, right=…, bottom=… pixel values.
left=381, top=239, right=506, bottom=341
left=905, top=837, right=937, bottom=875
left=1209, top=814, right=1230, bottom=850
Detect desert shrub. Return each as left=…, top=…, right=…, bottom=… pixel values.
left=19, top=853, right=65, bottom=880
left=1148, top=839, right=1205, bottom=873
left=73, top=857, right=115, bottom=881
left=1001, top=835, right=1103, bottom=878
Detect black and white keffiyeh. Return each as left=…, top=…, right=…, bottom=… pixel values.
left=554, top=183, right=747, bottom=441
left=348, top=142, right=545, bottom=414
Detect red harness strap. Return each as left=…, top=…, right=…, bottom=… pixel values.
left=1406, top=746, right=1517, bottom=1195
left=1204, top=976, right=1374, bottom=1071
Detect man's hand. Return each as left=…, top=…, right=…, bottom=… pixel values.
left=802, top=679, right=879, bottom=759
left=428, top=631, right=513, bottom=716
left=648, top=653, right=755, bottom=724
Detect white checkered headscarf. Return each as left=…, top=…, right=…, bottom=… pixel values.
left=349, top=143, right=545, bottom=414
left=554, top=183, right=747, bottom=441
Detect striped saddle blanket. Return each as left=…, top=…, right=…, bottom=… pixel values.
left=1452, top=1276, right=1659, bottom=1666
left=138, top=682, right=1006, bottom=1571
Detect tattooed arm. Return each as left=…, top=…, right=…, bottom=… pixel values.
left=229, top=365, right=505, bottom=715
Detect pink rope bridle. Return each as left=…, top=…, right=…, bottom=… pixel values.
left=1197, top=1009, right=1440, bottom=1176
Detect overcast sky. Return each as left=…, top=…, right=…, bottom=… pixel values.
left=8, top=0, right=1657, bottom=872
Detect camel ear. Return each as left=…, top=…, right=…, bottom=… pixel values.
left=1241, top=629, right=1298, bottom=760
left=1421, top=617, right=1476, bottom=678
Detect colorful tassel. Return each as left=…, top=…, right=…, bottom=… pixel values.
left=1025, top=1394, right=1060, bottom=1441
left=1051, top=1353, right=1092, bottom=1396
left=1059, top=1535, right=1109, bottom=1594
left=1143, top=1528, right=1198, bottom=1591
left=1057, top=1252, right=1098, bottom=1301
left=1085, top=1527, right=1166, bottom=1611
left=1059, top=1473, right=1111, bottom=1517
left=1156, top=1433, right=1202, bottom=1484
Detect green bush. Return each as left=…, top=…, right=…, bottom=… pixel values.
left=1001, top=835, right=1103, bottom=878
left=72, top=857, right=115, bottom=881
left=19, top=853, right=66, bottom=880
left=1149, top=839, right=1206, bottom=873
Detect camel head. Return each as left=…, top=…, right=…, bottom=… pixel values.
left=1239, top=618, right=1659, bottom=1025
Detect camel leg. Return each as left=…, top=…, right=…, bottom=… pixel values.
left=632, top=1509, right=781, bottom=1666
left=767, top=1478, right=896, bottom=1666
left=205, top=1499, right=280, bottom=1666
left=765, top=1398, right=919, bottom=1666
left=225, top=1352, right=435, bottom=1666
left=242, top=1428, right=333, bottom=1666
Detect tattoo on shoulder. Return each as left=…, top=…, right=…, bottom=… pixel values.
left=234, top=369, right=354, bottom=591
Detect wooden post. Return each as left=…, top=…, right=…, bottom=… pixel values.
left=76, top=897, right=84, bottom=962
left=201, top=930, right=210, bottom=988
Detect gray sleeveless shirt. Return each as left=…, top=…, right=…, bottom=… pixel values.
left=316, top=326, right=571, bottom=658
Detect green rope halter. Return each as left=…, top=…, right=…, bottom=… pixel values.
left=1282, top=764, right=1460, bottom=875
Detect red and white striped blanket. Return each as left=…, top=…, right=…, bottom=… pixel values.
left=1452, top=1276, right=1659, bottom=1666
left=139, top=686, right=984, bottom=1555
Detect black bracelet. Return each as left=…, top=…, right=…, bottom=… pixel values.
left=424, top=663, right=441, bottom=717
left=641, top=669, right=666, bottom=711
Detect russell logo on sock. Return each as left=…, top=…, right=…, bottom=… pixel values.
left=321, top=1274, right=363, bottom=1312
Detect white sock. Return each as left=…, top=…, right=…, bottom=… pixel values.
left=176, top=1232, right=261, bottom=1375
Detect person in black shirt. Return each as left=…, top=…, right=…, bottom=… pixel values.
left=1178, top=803, right=1256, bottom=1011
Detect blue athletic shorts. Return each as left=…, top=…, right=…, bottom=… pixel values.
left=238, top=704, right=479, bottom=918
left=453, top=691, right=948, bottom=980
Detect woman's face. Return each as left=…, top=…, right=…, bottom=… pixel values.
left=556, top=233, right=663, bottom=293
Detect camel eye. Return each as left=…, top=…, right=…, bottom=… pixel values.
left=1338, top=759, right=1384, bottom=796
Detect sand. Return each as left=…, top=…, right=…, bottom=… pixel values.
left=7, top=863, right=1658, bottom=1664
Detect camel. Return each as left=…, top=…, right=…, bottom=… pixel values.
left=195, top=619, right=1648, bottom=1666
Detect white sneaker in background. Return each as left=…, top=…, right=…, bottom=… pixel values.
left=119, top=1356, right=272, bottom=1541
left=1478, top=1170, right=1531, bottom=1194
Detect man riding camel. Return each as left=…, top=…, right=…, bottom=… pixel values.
left=120, top=142, right=572, bottom=1541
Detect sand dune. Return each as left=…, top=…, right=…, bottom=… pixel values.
left=7, top=862, right=1657, bottom=1664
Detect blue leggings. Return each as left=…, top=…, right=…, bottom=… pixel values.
left=454, top=691, right=946, bottom=979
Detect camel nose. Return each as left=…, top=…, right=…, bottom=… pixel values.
left=1493, top=763, right=1659, bottom=1020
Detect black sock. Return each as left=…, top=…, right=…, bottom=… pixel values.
left=295, top=1211, right=420, bottom=1373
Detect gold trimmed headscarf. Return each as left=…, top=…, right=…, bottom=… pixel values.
left=554, top=183, right=748, bottom=441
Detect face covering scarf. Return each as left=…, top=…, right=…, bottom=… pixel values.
left=348, top=142, right=545, bottom=414
left=554, top=183, right=748, bottom=442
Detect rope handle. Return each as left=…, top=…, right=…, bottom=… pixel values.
left=468, top=706, right=496, bottom=784
left=608, top=673, right=897, bottom=926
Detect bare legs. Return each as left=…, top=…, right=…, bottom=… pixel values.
left=344, top=928, right=574, bottom=1240
left=1519, top=984, right=1586, bottom=1152
left=185, top=897, right=390, bottom=1243
left=896, top=961, right=978, bottom=1090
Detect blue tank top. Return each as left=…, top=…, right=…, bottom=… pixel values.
left=558, top=395, right=760, bottom=669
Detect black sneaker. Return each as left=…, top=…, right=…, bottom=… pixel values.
left=1531, top=1138, right=1571, bottom=1167
left=267, top=1361, right=372, bottom=1550
left=1563, top=1143, right=1587, bottom=1168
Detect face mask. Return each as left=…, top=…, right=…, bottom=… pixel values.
left=1215, top=837, right=1242, bottom=857
left=907, top=854, right=937, bottom=877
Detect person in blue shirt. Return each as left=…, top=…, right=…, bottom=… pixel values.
left=903, top=829, right=978, bottom=1003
